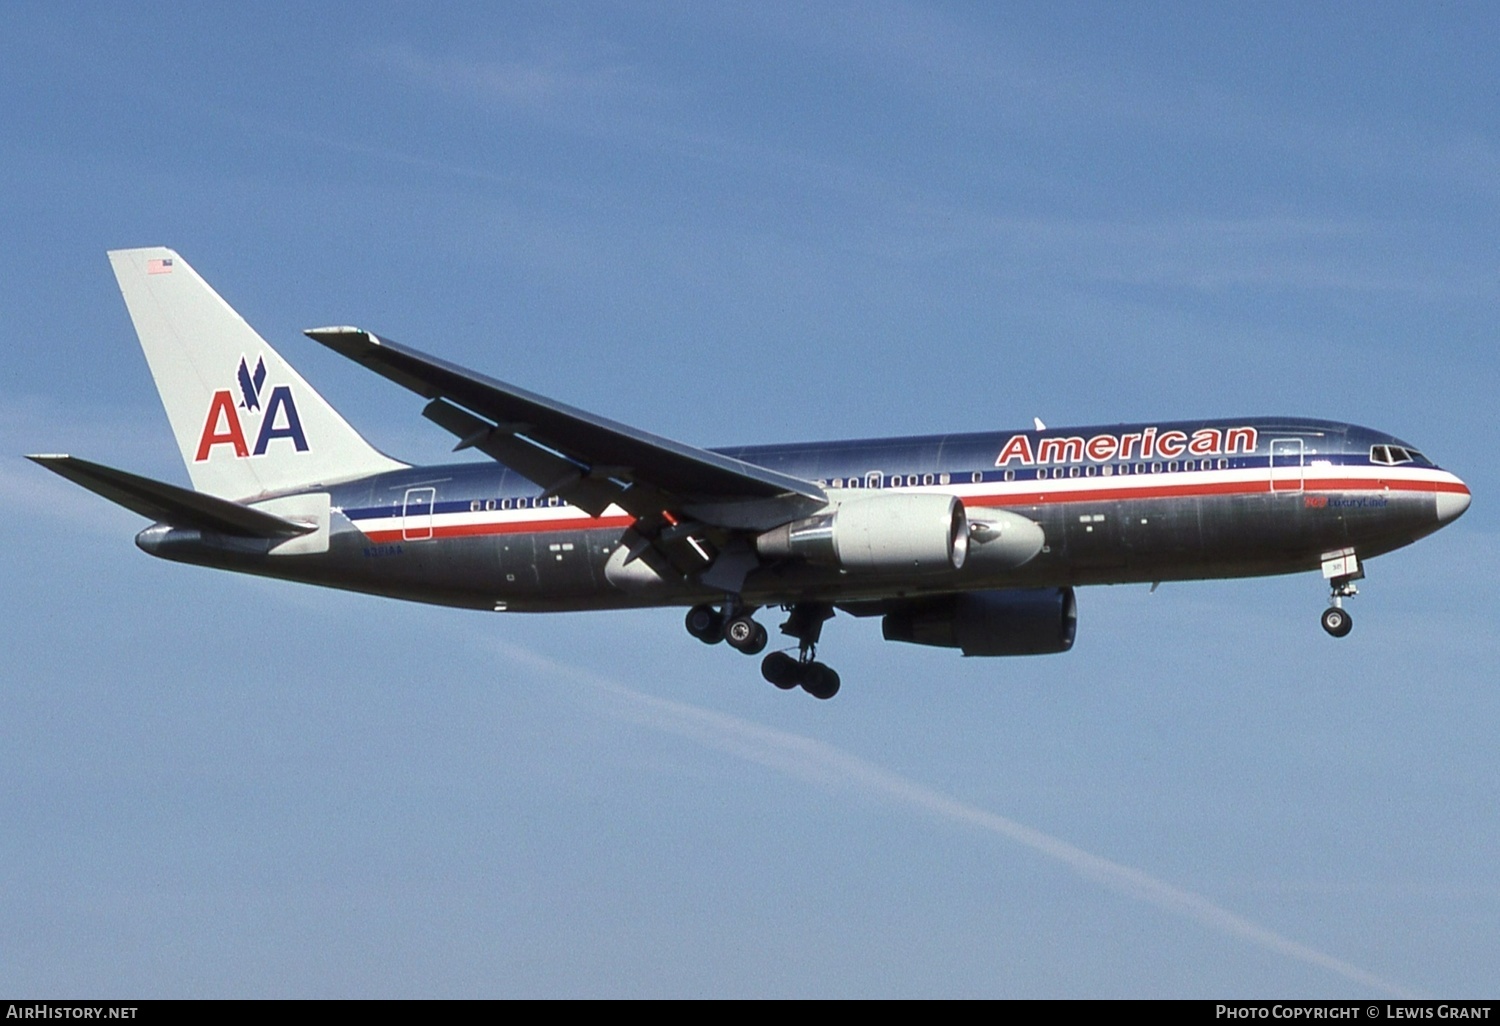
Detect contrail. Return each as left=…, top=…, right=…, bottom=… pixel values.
left=490, top=640, right=1420, bottom=998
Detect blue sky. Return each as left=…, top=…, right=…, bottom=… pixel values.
left=2, top=3, right=1496, bottom=997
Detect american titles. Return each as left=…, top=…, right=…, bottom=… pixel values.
left=995, top=426, right=1258, bottom=467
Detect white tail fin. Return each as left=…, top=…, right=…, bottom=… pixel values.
left=108, top=247, right=406, bottom=500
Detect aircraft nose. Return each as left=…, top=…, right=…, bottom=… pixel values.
left=1436, top=481, right=1472, bottom=524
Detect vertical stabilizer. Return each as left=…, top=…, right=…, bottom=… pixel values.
left=108, top=247, right=406, bottom=499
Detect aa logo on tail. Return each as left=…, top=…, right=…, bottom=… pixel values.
left=195, top=355, right=309, bottom=461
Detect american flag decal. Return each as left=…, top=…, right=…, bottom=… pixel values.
left=147, top=258, right=174, bottom=275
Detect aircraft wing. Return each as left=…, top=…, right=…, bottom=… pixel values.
left=303, top=327, right=827, bottom=534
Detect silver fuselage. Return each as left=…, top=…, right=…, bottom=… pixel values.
left=135, top=416, right=1470, bottom=616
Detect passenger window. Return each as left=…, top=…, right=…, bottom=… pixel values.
left=1069, top=466, right=1080, bottom=478
left=1168, top=461, right=1179, bottom=472
left=1151, top=463, right=1162, bottom=473
left=923, top=474, right=934, bottom=486
left=1004, top=470, right=1015, bottom=482
left=832, top=478, right=843, bottom=488
left=971, top=472, right=982, bottom=484
left=939, top=473, right=951, bottom=485
left=1084, top=466, right=1095, bottom=477
left=470, top=500, right=481, bottom=512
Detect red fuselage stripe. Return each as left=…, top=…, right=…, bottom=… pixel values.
left=352, top=476, right=1464, bottom=544
left=966, top=476, right=1467, bottom=507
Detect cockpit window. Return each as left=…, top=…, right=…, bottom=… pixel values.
left=1371, top=445, right=1418, bottom=466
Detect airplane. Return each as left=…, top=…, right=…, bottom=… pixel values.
left=30, top=248, right=1472, bottom=699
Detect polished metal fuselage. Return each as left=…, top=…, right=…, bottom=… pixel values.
left=136, top=417, right=1468, bottom=614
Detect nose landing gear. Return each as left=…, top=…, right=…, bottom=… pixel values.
left=1319, top=548, right=1363, bottom=638
left=1320, top=601, right=1353, bottom=638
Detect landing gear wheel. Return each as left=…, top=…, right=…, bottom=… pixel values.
left=801, top=663, right=841, bottom=700
left=1321, top=606, right=1353, bottom=638
left=724, top=615, right=767, bottom=654
left=685, top=604, right=723, bottom=644
left=761, top=651, right=801, bottom=689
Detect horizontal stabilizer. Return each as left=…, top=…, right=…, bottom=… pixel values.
left=27, top=455, right=315, bottom=539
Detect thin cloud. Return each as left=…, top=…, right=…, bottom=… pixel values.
left=371, top=44, right=650, bottom=114
left=488, top=638, right=1422, bottom=998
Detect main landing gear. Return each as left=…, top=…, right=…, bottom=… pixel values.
left=684, top=600, right=841, bottom=699
left=762, top=603, right=840, bottom=700
left=761, top=651, right=841, bottom=700
left=685, top=602, right=768, bottom=654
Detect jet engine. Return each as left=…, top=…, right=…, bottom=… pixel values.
left=755, top=493, right=968, bottom=573
left=881, top=587, right=1077, bottom=656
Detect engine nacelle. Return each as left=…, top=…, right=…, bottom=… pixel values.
left=755, top=493, right=968, bottom=574
left=881, top=587, right=1077, bottom=656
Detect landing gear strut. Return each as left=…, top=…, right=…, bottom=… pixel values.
left=760, top=602, right=841, bottom=700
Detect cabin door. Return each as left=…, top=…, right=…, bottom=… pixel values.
left=1269, top=438, right=1304, bottom=493
left=402, top=487, right=436, bottom=540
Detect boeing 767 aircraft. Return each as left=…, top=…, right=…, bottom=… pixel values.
left=30, top=248, right=1471, bottom=698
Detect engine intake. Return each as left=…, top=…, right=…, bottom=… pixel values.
left=881, top=587, right=1077, bottom=656
left=755, top=493, right=968, bottom=573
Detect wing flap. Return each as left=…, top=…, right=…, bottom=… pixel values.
left=28, top=455, right=316, bottom=539
left=422, top=398, right=623, bottom=517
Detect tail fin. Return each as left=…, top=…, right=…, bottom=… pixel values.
left=107, top=247, right=406, bottom=500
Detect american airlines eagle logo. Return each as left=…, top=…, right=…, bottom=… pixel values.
left=194, top=355, right=309, bottom=461
left=237, top=355, right=267, bottom=411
